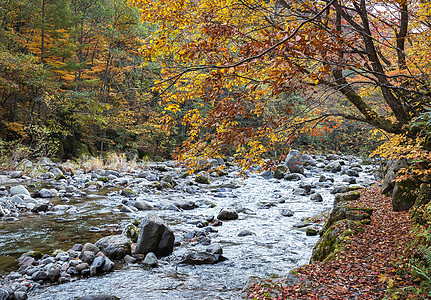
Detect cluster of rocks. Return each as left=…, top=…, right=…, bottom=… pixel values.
left=0, top=152, right=378, bottom=299
left=0, top=242, right=115, bottom=300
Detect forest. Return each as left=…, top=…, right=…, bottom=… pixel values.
left=1, top=0, right=431, bottom=299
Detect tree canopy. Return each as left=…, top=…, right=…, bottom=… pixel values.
left=130, top=0, right=431, bottom=168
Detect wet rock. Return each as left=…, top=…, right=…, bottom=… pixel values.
left=217, top=208, right=238, bottom=220
left=206, top=244, right=223, bottom=255
left=179, top=251, right=227, bottom=265
left=346, top=169, right=359, bottom=177
left=36, top=188, right=54, bottom=198
left=120, top=188, right=137, bottom=198
left=281, top=209, right=294, bottom=217
left=259, top=170, right=273, bottom=179
left=143, top=252, right=157, bottom=266
left=238, top=230, right=255, bottom=237
left=4, top=217, right=19, bottom=221
left=10, top=185, right=30, bottom=196
left=134, top=200, right=153, bottom=210
left=195, top=173, right=210, bottom=184
left=173, top=199, right=197, bottom=210
left=325, top=161, right=342, bottom=173
left=293, top=188, right=306, bottom=196
left=77, top=295, right=119, bottom=300
left=120, top=205, right=134, bottom=213
left=135, top=213, right=174, bottom=257
left=310, top=193, right=323, bottom=202
left=306, top=228, right=319, bottom=236
left=284, top=173, right=303, bottom=181
left=95, top=235, right=131, bottom=260
left=10, top=195, right=25, bottom=205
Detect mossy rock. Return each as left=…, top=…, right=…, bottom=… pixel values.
left=284, top=173, right=302, bottom=181
left=85, top=181, right=103, bottom=188
left=346, top=185, right=363, bottom=192
left=98, top=177, right=109, bottom=183
left=121, top=188, right=137, bottom=197
left=392, top=178, right=418, bottom=211
left=27, top=251, right=44, bottom=259
left=306, top=228, right=319, bottom=236
left=311, top=220, right=349, bottom=263
left=122, top=223, right=139, bottom=243
left=274, top=165, right=287, bottom=179
left=195, top=174, right=210, bottom=184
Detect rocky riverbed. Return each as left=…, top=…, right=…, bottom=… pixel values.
left=0, top=152, right=377, bottom=299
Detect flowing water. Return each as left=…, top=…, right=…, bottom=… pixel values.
left=0, top=159, right=377, bottom=299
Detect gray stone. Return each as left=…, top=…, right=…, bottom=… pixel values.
left=217, top=208, right=238, bottom=220
left=142, top=252, right=157, bottom=266
left=135, top=213, right=174, bottom=257
left=281, top=209, right=294, bottom=217
left=179, top=251, right=227, bottom=265
left=10, top=195, right=25, bottom=205
left=120, top=205, right=134, bottom=213
left=77, top=295, right=119, bottom=300
left=101, top=257, right=114, bottom=272
left=80, top=251, right=95, bottom=263
left=382, top=159, right=408, bottom=195
left=134, top=200, right=154, bottom=210
left=90, top=266, right=97, bottom=276
left=325, top=161, right=342, bottom=173
left=94, top=235, right=131, bottom=260
left=0, top=288, right=9, bottom=300
left=91, top=256, right=106, bottom=269
left=206, top=244, right=223, bottom=255
left=32, top=270, right=49, bottom=281
left=48, top=268, right=61, bottom=282
left=38, top=188, right=53, bottom=198
left=124, top=255, right=137, bottom=264
left=82, top=243, right=100, bottom=254
left=238, top=230, right=255, bottom=237
left=72, top=244, right=83, bottom=251
left=75, top=263, right=89, bottom=273
left=10, top=185, right=30, bottom=196
left=285, top=149, right=304, bottom=174
left=9, top=171, right=22, bottom=178
left=310, top=193, right=323, bottom=202
left=173, top=199, right=196, bottom=210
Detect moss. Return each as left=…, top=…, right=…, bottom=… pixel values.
left=98, top=176, right=109, bottom=182
left=27, top=251, right=44, bottom=259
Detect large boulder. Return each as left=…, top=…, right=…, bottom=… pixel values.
left=135, top=214, right=174, bottom=257
left=381, top=159, right=408, bottom=195
left=285, top=149, right=304, bottom=174
left=392, top=178, right=416, bottom=211
left=10, top=185, right=30, bottom=196
left=95, top=235, right=131, bottom=260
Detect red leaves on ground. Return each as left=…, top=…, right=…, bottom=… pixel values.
left=247, top=186, right=420, bottom=299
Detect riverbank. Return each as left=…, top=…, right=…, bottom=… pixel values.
left=0, top=153, right=378, bottom=299
left=245, top=186, right=422, bottom=299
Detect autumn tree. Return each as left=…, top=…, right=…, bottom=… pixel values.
left=129, top=0, right=430, bottom=168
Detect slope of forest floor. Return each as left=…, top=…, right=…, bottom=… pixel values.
left=245, top=186, right=423, bottom=299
